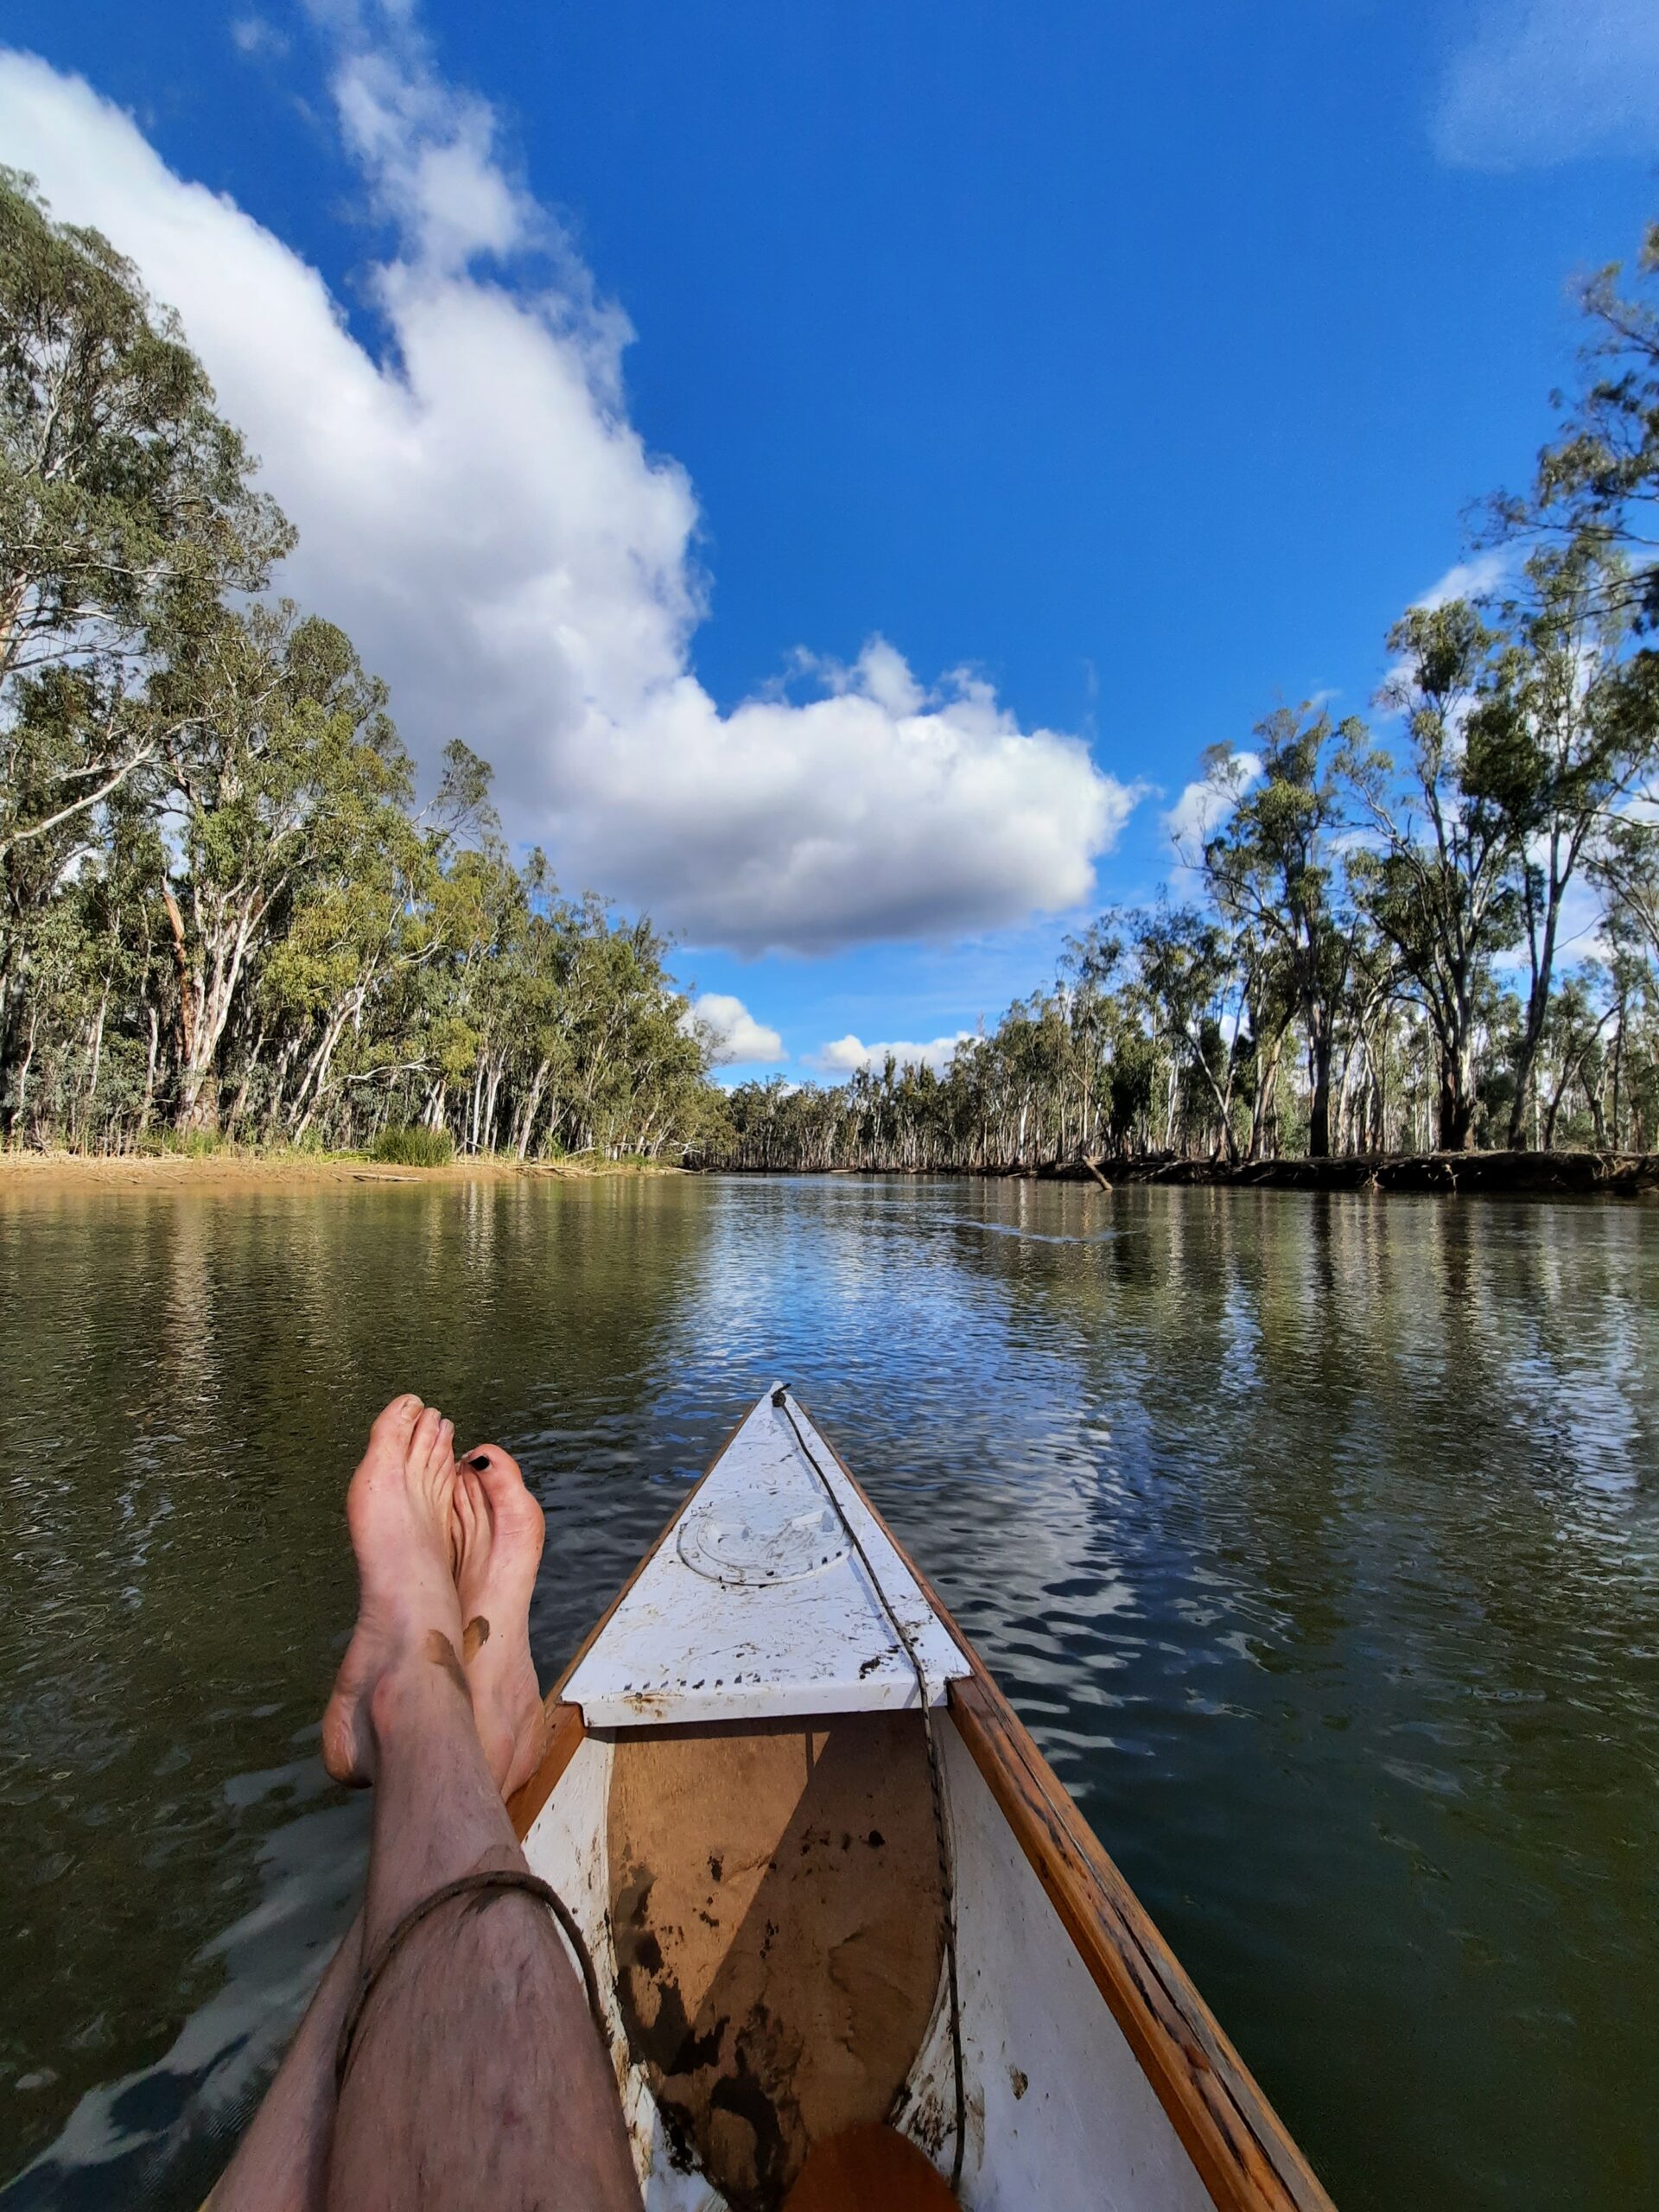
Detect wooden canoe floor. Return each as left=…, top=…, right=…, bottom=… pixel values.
left=607, top=1714, right=945, bottom=2212
left=509, top=1399, right=1337, bottom=2212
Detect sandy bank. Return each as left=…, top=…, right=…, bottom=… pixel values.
left=0, top=1149, right=682, bottom=1196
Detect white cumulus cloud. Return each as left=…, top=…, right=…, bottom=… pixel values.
left=0, top=22, right=1140, bottom=955
left=1165, top=752, right=1262, bottom=854
left=1433, top=0, right=1659, bottom=168
left=684, top=993, right=785, bottom=1067
left=810, top=1033, right=973, bottom=1077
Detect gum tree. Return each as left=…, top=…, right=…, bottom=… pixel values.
left=152, top=603, right=411, bottom=1130
left=1344, top=601, right=1522, bottom=1151
left=1201, top=706, right=1366, bottom=1156
left=0, top=169, right=289, bottom=1127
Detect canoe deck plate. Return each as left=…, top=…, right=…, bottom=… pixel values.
left=564, top=1388, right=968, bottom=1726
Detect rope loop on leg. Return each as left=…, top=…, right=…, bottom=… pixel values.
left=335, top=1867, right=605, bottom=2092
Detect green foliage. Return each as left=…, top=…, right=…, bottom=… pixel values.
left=0, top=168, right=291, bottom=1138
left=371, top=1123, right=454, bottom=1167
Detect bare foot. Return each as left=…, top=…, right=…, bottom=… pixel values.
left=453, top=1444, right=548, bottom=1799
left=321, top=1395, right=462, bottom=1786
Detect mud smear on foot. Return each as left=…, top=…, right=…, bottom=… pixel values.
left=424, top=1630, right=468, bottom=1694
left=462, top=1614, right=491, bottom=1662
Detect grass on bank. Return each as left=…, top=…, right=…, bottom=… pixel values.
left=369, top=1123, right=455, bottom=1166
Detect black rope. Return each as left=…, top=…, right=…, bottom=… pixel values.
left=335, top=1867, right=606, bottom=2093
left=772, top=1385, right=968, bottom=2195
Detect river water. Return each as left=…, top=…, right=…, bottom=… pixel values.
left=1, top=1173, right=1655, bottom=2209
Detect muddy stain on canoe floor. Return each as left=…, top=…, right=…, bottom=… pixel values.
left=1, top=1173, right=1657, bottom=2211
left=607, top=1714, right=944, bottom=2212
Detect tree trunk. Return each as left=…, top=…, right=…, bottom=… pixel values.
left=1438, top=1068, right=1475, bottom=1152
left=1506, top=855, right=1567, bottom=1151
left=13, top=1004, right=39, bottom=1134
left=1369, top=1020, right=1389, bottom=1153
left=0, top=984, right=22, bottom=1142
left=162, top=888, right=200, bottom=1090
left=1308, top=1070, right=1332, bottom=1157
left=1435, top=997, right=1478, bottom=1152
left=1611, top=1009, right=1624, bottom=1150
left=1306, top=1014, right=1333, bottom=1158
left=83, top=970, right=111, bottom=1138
left=139, top=1001, right=160, bottom=1135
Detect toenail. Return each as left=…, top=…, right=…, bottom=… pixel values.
left=469, top=1452, right=491, bottom=1471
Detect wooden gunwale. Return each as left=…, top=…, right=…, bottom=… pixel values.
left=509, top=1392, right=1335, bottom=2212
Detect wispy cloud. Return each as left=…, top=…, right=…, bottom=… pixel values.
left=1408, top=547, right=1513, bottom=612
left=231, top=16, right=291, bottom=60
left=1376, top=547, right=1518, bottom=715
left=1433, top=0, right=1659, bottom=168
left=0, top=16, right=1141, bottom=956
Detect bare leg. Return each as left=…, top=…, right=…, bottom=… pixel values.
left=210, top=1406, right=588, bottom=2212
left=322, top=1410, right=637, bottom=2211
left=204, top=1918, right=363, bottom=2212
left=204, top=1384, right=448, bottom=2212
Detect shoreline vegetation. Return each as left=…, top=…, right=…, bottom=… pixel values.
left=5, top=181, right=1659, bottom=1182
left=3, top=1145, right=1653, bottom=1201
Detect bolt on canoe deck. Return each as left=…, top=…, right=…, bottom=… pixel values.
left=509, top=1388, right=1335, bottom=2212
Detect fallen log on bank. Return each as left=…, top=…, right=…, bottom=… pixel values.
left=694, top=1149, right=1659, bottom=1195
left=1034, top=1150, right=1659, bottom=1198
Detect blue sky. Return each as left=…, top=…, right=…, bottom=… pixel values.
left=5, top=1, right=1658, bottom=1076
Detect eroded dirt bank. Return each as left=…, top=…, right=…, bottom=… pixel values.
left=1033, top=1149, right=1659, bottom=1197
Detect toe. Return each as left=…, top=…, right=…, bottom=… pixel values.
left=453, top=1466, right=480, bottom=1570
left=408, top=1403, right=445, bottom=1468
left=369, top=1392, right=424, bottom=1450
left=466, top=1442, right=523, bottom=1497
left=430, top=1415, right=455, bottom=1481
left=465, top=1446, right=543, bottom=1541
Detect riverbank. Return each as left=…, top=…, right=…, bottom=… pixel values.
left=1038, top=1148, right=1659, bottom=1196
left=10, top=1147, right=1654, bottom=1199
left=706, top=1150, right=1659, bottom=1197
left=0, top=1148, right=682, bottom=1194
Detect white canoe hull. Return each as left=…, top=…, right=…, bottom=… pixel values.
left=509, top=1390, right=1333, bottom=2212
